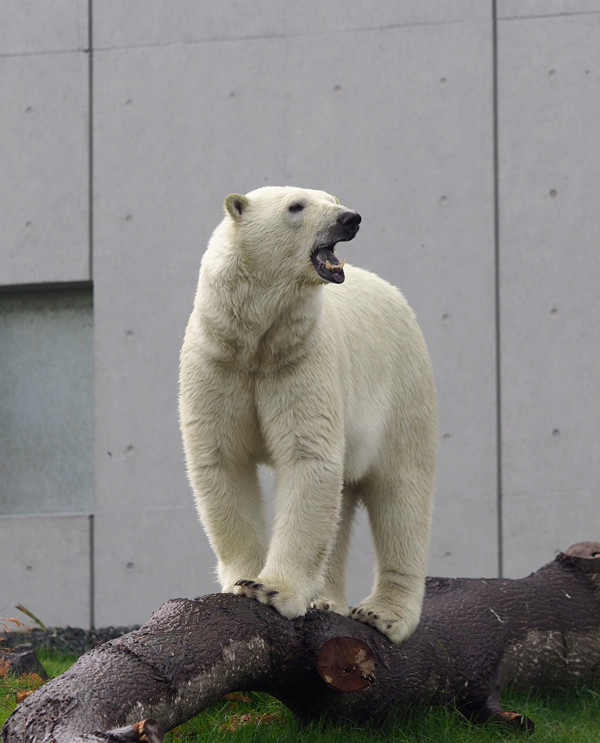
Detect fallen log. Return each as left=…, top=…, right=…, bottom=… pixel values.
left=0, top=645, right=48, bottom=681
left=2, top=542, right=599, bottom=743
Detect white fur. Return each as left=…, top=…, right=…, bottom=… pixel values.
left=179, top=186, right=437, bottom=643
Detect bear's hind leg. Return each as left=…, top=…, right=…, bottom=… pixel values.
left=351, top=468, right=434, bottom=644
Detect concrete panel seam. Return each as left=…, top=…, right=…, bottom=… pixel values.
left=0, top=49, right=87, bottom=60
left=88, top=0, right=94, bottom=279
left=0, top=281, right=93, bottom=296
left=0, top=512, right=94, bottom=521
left=91, top=18, right=492, bottom=54
left=89, top=513, right=95, bottom=630
left=498, top=11, right=600, bottom=22
left=492, top=0, right=504, bottom=578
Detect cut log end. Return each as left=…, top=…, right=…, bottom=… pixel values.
left=562, top=541, right=600, bottom=560
left=560, top=541, right=600, bottom=575
left=316, top=636, right=376, bottom=691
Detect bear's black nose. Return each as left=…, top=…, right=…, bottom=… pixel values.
left=338, top=210, right=362, bottom=228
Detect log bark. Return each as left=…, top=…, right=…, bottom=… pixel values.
left=2, top=542, right=599, bottom=743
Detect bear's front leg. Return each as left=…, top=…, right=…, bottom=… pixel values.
left=186, top=454, right=268, bottom=592
left=233, top=457, right=343, bottom=619
left=235, top=354, right=346, bottom=618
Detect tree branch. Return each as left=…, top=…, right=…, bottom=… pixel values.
left=2, top=542, right=599, bottom=742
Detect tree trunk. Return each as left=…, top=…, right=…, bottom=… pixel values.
left=2, top=542, right=599, bottom=743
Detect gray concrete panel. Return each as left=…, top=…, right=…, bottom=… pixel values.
left=0, top=514, right=91, bottom=628
left=0, top=290, right=93, bottom=515
left=1, top=0, right=87, bottom=55
left=93, top=1, right=489, bottom=49
left=92, top=39, right=291, bottom=622
left=0, top=53, right=90, bottom=286
left=498, top=13, right=600, bottom=575
left=93, top=504, right=211, bottom=627
left=285, top=19, right=499, bottom=576
left=92, top=39, right=287, bottom=519
left=502, top=492, right=597, bottom=577
left=498, top=1, right=600, bottom=19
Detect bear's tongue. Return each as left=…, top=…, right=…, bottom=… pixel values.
left=311, top=247, right=346, bottom=284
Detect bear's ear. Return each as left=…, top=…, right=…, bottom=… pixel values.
left=225, top=193, right=249, bottom=221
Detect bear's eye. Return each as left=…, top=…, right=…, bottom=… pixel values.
left=288, top=202, right=305, bottom=213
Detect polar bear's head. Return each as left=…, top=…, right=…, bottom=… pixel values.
left=223, top=186, right=361, bottom=286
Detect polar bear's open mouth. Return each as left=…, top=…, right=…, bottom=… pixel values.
left=311, top=211, right=360, bottom=284
left=311, top=246, right=347, bottom=284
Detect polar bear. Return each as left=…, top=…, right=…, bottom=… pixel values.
left=179, top=186, right=437, bottom=644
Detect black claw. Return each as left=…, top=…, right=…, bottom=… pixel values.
left=324, top=603, right=330, bottom=610
left=235, top=579, right=250, bottom=586
left=373, top=614, right=379, bottom=620
left=386, top=623, right=392, bottom=629
left=367, top=611, right=373, bottom=616
left=266, top=590, right=279, bottom=597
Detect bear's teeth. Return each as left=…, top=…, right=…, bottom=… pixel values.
left=325, top=258, right=346, bottom=272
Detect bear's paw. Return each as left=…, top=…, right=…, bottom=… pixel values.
left=233, top=579, right=308, bottom=619
left=311, top=597, right=350, bottom=616
left=350, top=598, right=420, bottom=645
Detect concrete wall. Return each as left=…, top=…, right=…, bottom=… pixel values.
left=1, top=1, right=599, bottom=628
left=497, top=3, right=600, bottom=573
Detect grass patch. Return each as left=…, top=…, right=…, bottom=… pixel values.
left=1, top=650, right=598, bottom=742
left=167, top=684, right=600, bottom=743
left=34, top=648, right=79, bottom=678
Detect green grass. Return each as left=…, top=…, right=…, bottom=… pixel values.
left=1, top=650, right=599, bottom=742
left=34, top=649, right=79, bottom=678
left=165, top=685, right=600, bottom=743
